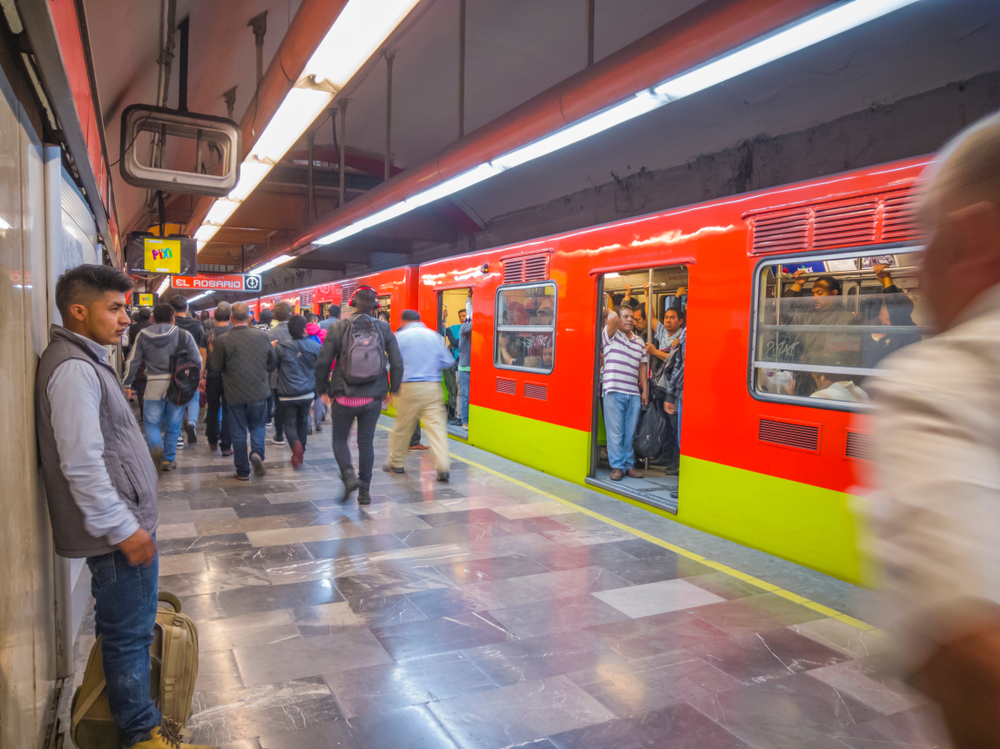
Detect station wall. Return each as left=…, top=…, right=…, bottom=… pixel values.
left=0, top=40, right=60, bottom=749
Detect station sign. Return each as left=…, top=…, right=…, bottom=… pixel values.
left=172, top=273, right=262, bottom=292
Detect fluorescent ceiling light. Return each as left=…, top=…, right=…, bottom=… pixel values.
left=655, top=0, right=921, bottom=100
left=228, top=160, right=273, bottom=202
left=351, top=202, right=415, bottom=232
left=188, top=291, right=212, bottom=303
left=315, top=224, right=365, bottom=246
left=155, top=277, right=169, bottom=295
left=305, top=0, right=421, bottom=87
left=194, top=224, right=219, bottom=242
left=0, top=217, right=11, bottom=230
left=251, top=254, right=295, bottom=275
left=249, top=89, right=333, bottom=163
left=204, top=199, right=241, bottom=226
left=405, top=164, right=504, bottom=209
left=492, top=94, right=667, bottom=170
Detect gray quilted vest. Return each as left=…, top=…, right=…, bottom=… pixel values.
left=35, top=326, right=159, bottom=558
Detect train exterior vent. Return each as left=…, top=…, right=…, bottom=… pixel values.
left=523, top=254, right=549, bottom=282
left=813, top=199, right=877, bottom=250
left=750, top=209, right=809, bottom=255
left=496, top=378, right=517, bottom=395
left=524, top=383, right=547, bottom=401
left=300, top=290, right=313, bottom=308
left=503, top=258, right=526, bottom=284
left=881, top=189, right=921, bottom=243
left=758, top=417, right=821, bottom=453
left=340, top=282, right=357, bottom=301
left=845, top=430, right=874, bottom=462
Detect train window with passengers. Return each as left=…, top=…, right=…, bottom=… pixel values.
left=495, top=283, right=556, bottom=373
left=376, top=295, right=392, bottom=323
left=752, top=249, right=931, bottom=408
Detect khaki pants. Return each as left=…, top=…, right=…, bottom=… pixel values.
left=389, top=381, right=451, bottom=473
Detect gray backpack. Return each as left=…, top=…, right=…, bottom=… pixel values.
left=340, top=315, right=386, bottom=385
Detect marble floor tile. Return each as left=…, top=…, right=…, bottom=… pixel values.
left=255, top=719, right=357, bottom=749
left=158, top=533, right=253, bottom=556
left=569, top=649, right=742, bottom=717
left=598, top=554, right=715, bottom=586
left=157, top=522, right=198, bottom=540
left=414, top=508, right=506, bottom=528
left=234, top=627, right=394, bottom=686
left=487, top=593, right=631, bottom=639
left=464, top=629, right=629, bottom=687
left=404, top=587, right=482, bottom=620
left=197, top=609, right=300, bottom=654
left=371, top=610, right=514, bottom=661
left=460, top=566, right=631, bottom=612
left=245, top=524, right=353, bottom=547
left=159, top=507, right=240, bottom=525
left=429, top=674, right=617, bottom=749
left=689, top=593, right=826, bottom=636
left=234, top=500, right=318, bottom=518
left=805, top=655, right=926, bottom=715
left=196, top=516, right=289, bottom=537
left=195, top=649, right=245, bottom=693
left=158, top=551, right=207, bottom=577
left=493, top=502, right=582, bottom=519
left=188, top=676, right=341, bottom=746
left=548, top=701, right=750, bottom=749
left=522, top=542, right=641, bottom=573
left=432, top=553, right=550, bottom=585
left=333, top=566, right=455, bottom=598
left=541, top=525, right=639, bottom=548
left=216, top=579, right=344, bottom=618
left=394, top=523, right=509, bottom=549
left=687, top=627, right=849, bottom=686
left=609, top=538, right=679, bottom=560
left=323, top=651, right=494, bottom=719
left=593, top=578, right=726, bottom=618
left=823, top=704, right=950, bottom=748
left=585, top=610, right=733, bottom=659
left=206, top=543, right=315, bottom=571
left=689, top=673, right=881, bottom=749
left=159, top=567, right=272, bottom=597
left=303, top=532, right=408, bottom=559
left=787, top=618, right=891, bottom=660
left=684, top=572, right=767, bottom=600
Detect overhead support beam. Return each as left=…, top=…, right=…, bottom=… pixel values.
left=307, top=131, right=315, bottom=221
left=586, top=0, right=595, bottom=67
left=458, top=0, right=466, bottom=138
left=251, top=0, right=853, bottom=268
left=385, top=53, right=394, bottom=182
left=248, top=11, right=268, bottom=84
left=339, top=99, right=348, bottom=207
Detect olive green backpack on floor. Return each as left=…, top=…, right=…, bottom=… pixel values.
left=70, top=592, right=200, bottom=749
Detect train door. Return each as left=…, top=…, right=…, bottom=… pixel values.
left=438, top=287, right=471, bottom=435
left=587, top=265, right=688, bottom=514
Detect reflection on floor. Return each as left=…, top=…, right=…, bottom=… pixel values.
left=69, top=417, right=947, bottom=749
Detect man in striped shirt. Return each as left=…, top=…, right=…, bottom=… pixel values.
left=602, top=305, right=648, bottom=481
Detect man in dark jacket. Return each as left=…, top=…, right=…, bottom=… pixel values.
left=211, top=301, right=277, bottom=480
left=36, top=265, right=209, bottom=749
left=169, top=295, right=206, bottom=444
left=315, top=287, right=403, bottom=504
left=276, top=315, right=321, bottom=469
left=204, top=301, right=234, bottom=455
left=123, top=304, right=202, bottom=472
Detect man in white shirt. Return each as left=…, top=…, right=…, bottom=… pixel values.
left=871, top=110, right=1000, bottom=747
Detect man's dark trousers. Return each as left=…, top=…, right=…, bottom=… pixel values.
left=229, top=399, right=267, bottom=477
left=205, top=374, right=231, bottom=449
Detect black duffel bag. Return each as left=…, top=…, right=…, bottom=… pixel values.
left=633, top=394, right=670, bottom=460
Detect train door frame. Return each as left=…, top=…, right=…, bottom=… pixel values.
left=586, top=263, right=689, bottom=515
left=437, top=286, right=473, bottom=437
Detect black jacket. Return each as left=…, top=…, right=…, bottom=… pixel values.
left=315, top=313, right=403, bottom=399
left=210, top=325, right=278, bottom=404
left=277, top=337, right=322, bottom=398
left=174, top=315, right=206, bottom=349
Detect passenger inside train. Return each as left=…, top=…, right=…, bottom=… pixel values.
left=754, top=250, right=929, bottom=404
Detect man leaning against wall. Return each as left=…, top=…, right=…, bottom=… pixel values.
left=34, top=264, right=213, bottom=748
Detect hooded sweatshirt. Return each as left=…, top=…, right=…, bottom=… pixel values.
left=123, top=323, right=202, bottom=400
left=306, top=321, right=326, bottom=345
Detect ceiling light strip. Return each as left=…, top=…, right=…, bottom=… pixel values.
left=192, top=0, right=423, bottom=256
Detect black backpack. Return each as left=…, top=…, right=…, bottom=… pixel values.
left=340, top=315, right=386, bottom=385
left=165, top=330, right=201, bottom=406
left=633, top=400, right=670, bottom=460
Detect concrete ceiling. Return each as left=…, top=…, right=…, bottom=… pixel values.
left=83, top=0, right=1000, bottom=292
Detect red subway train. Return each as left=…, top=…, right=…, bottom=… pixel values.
left=246, top=156, right=930, bottom=584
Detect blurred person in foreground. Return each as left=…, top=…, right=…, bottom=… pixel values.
left=872, top=109, right=1000, bottom=748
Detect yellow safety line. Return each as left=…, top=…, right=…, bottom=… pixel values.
left=378, top=424, right=884, bottom=637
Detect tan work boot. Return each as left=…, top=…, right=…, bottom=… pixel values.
left=129, top=719, right=216, bottom=749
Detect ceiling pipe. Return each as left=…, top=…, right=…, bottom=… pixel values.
left=247, top=0, right=842, bottom=268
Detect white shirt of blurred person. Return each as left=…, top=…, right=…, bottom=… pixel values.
left=602, top=305, right=648, bottom=481
left=646, top=307, right=685, bottom=387
left=869, top=110, right=1000, bottom=748
left=526, top=299, right=554, bottom=367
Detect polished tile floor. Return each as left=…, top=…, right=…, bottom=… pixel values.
left=71, top=417, right=949, bottom=749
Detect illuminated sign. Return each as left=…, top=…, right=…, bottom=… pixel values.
left=144, top=239, right=181, bottom=274
left=138, top=293, right=154, bottom=307
left=172, top=274, right=260, bottom=292
left=125, top=233, right=196, bottom=276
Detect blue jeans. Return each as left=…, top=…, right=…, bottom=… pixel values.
left=459, top=370, right=470, bottom=425
left=603, top=390, right=641, bottom=470
left=228, top=399, right=267, bottom=477
left=184, top=395, right=199, bottom=427
left=143, top=398, right=183, bottom=462
left=86, top=548, right=160, bottom=746
left=670, top=398, right=682, bottom=453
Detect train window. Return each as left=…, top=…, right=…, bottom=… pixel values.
left=377, top=295, right=392, bottom=324
left=752, top=249, right=932, bottom=408
left=495, top=282, right=556, bottom=373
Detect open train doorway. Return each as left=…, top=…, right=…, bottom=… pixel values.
left=587, top=265, right=688, bottom=514
left=438, top=287, right=472, bottom=436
